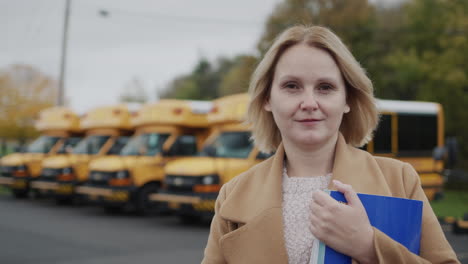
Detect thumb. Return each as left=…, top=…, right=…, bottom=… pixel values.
left=333, top=180, right=362, bottom=208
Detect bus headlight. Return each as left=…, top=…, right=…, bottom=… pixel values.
left=202, top=175, right=219, bottom=185
left=62, top=167, right=73, bottom=174
left=116, top=170, right=130, bottom=179
left=17, top=165, right=27, bottom=172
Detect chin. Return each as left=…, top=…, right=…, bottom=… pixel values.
left=293, top=133, right=336, bottom=147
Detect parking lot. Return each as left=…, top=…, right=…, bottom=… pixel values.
left=0, top=193, right=467, bottom=264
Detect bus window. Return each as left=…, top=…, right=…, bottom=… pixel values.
left=107, top=136, right=130, bottom=155
left=120, top=133, right=170, bottom=156
left=73, top=135, right=111, bottom=155
left=256, top=151, right=273, bottom=160
left=398, top=114, right=437, bottom=157
left=146, top=134, right=169, bottom=156
left=373, top=114, right=392, bottom=154
left=57, top=137, right=82, bottom=154
left=168, top=135, right=197, bottom=156
left=26, top=136, right=61, bottom=154
left=202, top=131, right=253, bottom=159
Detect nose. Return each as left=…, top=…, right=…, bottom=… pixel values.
left=299, top=89, right=318, bottom=111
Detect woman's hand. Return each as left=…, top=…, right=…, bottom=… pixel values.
left=310, top=180, right=377, bottom=264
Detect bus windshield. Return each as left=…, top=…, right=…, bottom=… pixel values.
left=26, top=136, right=61, bottom=154
left=120, top=133, right=170, bottom=156
left=73, top=135, right=111, bottom=155
left=201, top=131, right=253, bottom=158
left=56, top=137, right=83, bottom=154
left=107, top=136, right=131, bottom=155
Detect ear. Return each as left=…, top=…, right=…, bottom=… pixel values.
left=344, top=104, right=350, bottom=113
left=264, top=97, right=272, bottom=112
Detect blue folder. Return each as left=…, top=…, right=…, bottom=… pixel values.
left=316, top=190, right=423, bottom=264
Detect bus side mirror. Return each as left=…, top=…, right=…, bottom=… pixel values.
left=433, top=146, right=445, bottom=161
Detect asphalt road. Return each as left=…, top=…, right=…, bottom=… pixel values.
left=0, top=193, right=467, bottom=264
left=0, top=194, right=209, bottom=264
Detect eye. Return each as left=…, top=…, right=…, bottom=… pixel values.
left=283, top=82, right=300, bottom=90
left=317, top=83, right=334, bottom=92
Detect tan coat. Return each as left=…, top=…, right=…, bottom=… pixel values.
left=202, top=134, right=460, bottom=264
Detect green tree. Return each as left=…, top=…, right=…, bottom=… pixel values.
left=159, top=57, right=238, bottom=100
left=381, top=0, right=468, bottom=161
left=256, top=0, right=377, bottom=62
left=219, top=55, right=258, bottom=96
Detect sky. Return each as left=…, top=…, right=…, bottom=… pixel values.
left=1, top=0, right=402, bottom=114
left=0, top=0, right=282, bottom=114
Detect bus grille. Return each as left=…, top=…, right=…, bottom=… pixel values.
left=88, top=171, right=114, bottom=186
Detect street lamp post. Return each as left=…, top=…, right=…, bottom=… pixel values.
left=57, top=0, right=71, bottom=106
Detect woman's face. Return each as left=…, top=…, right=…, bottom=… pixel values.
left=265, top=44, right=350, bottom=149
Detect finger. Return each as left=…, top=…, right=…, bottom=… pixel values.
left=312, top=189, right=336, bottom=207
left=310, top=199, right=323, bottom=216
left=333, top=180, right=362, bottom=208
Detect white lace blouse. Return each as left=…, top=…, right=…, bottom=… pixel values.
left=282, top=162, right=332, bottom=264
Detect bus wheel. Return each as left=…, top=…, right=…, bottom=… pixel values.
left=55, top=196, right=73, bottom=205
left=179, top=214, right=200, bottom=225
left=12, top=189, right=28, bottom=199
left=104, top=205, right=123, bottom=214
left=135, top=183, right=160, bottom=216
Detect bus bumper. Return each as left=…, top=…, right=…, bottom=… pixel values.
left=31, top=180, right=81, bottom=199
left=150, top=191, right=217, bottom=218
left=6, top=177, right=30, bottom=190
left=0, top=176, right=14, bottom=187
left=75, top=184, right=137, bottom=206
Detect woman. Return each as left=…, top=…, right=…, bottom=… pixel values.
left=202, top=25, right=459, bottom=264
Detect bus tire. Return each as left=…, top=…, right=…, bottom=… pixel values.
left=104, top=205, right=123, bottom=214
left=12, top=189, right=28, bottom=199
left=135, top=183, right=160, bottom=216
left=55, top=196, right=73, bottom=205
left=179, top=214, right=200, bottom=224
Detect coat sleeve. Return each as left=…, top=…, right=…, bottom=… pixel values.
left=372, top=163, right=460, bottom=263
left=201, top=183, right=229, bottom=264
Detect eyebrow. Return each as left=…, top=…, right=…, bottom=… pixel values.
left=277, top=75, right=341, bottom=84
left=316, top=77, right=341, bottom=84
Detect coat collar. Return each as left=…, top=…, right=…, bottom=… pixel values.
left=219, top=133, right=392, bottom=224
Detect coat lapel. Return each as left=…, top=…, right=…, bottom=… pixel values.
left=217, top=133, right=393, bottom=263
left=330, top=134, right=393, bottom=196
left=219, top=143, right=288, bottom=264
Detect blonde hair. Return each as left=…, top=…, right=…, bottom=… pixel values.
left=247, top=25, right=379, bottom=153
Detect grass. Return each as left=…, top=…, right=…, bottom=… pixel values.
left=0, top=186, right=10, bottom=195
left=430, top=190, right=468, bottom=219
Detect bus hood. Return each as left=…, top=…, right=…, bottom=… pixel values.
left=0, top=153, right=25, bottom=167
left=165, top=157, right=218, bottom=176
left=89, top=155, right=140, bottom=172
left=42, top=155, right=72, bottom=169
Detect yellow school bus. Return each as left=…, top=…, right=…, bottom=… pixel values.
left=30, top=104, right=135, bottom=203
left=150, top=94, right=271, bottom=222
left=0, top=107, right=81, bottom=198
left=152, top=97, right=446, bottom=221
left=75, top=100, right=213, bottom=214
left=367, top=99, right=446, bottom=201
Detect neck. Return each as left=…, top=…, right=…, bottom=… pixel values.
left=283, top=134, right=338, bottom=178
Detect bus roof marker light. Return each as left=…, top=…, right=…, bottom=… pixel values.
left=173, top=108, right=183, bottom=115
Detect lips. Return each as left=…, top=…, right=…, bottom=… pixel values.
left=297, top=118, right=323, bottom=122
